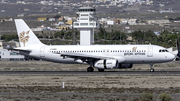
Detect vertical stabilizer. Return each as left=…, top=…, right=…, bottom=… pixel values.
left=15, top=19, right=43, bottom=47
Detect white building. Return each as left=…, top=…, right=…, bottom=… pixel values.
left=146, top=20, right=170, bottom=25
left=48, top=18, right=56, bottom=21
left=107, top=21, right=114, bottom=25
left=128, top=19, right=137, bottom=25
left=53, top=21, right=65, bottom=27
left=73, top=7, right=100, bottom=45
left=98, top=18, right=108, bottom=25
left=0, top=49, right=24, bottom=61
left=120, top=18, right=129, bottom=25
left=0, top=42, right=25, bottom=61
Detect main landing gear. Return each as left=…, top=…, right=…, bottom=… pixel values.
left=87, top=61, right=94, bottom=72
left=150, top=63, right=154, bottom=72
left=87, top=67, right=94, bottom=72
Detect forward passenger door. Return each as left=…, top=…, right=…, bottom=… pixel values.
left=147, top=46, right=153, bottom=57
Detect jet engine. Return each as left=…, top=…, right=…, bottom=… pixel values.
left=119, top=64, right=133, bottom=69
left=94, top=59, right=118, bottom=69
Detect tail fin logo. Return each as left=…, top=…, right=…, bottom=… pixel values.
left=19, top=30, right=30, bottom=47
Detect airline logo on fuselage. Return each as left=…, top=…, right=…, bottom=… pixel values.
left=124, top=46, right=146, bottom=56
left=132, top=47, right=137, bottom=51
left=19, top=30, right=30, bottom=47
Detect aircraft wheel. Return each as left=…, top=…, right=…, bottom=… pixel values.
left=87, top=67, right=94, bottom=72
left=98, top=69, right=104, bottom=72
left=150, top=68, right=154, bottom=72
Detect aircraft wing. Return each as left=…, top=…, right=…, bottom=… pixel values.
left=60, top=52, right=114, bottom=60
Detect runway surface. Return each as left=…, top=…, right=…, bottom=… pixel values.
left=0, top=71, right=179, bottom=75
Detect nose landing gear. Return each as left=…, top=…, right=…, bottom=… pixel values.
left=150, top=63, right=154, bottom=72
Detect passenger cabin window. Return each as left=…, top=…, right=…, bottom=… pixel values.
left=159, top=49, right=169, bottom=52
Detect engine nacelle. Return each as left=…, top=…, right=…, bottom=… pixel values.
left=94, top=59, right=118, bottom=69
left=119, top=64, right=133, bottom=69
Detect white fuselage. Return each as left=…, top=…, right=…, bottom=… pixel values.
left=26, top=44, right=175, bottom=64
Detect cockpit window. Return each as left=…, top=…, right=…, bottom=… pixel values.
left=159, top=49, right=169, bottom=53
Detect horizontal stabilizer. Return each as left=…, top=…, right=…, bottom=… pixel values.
left=7, top=47, right=32, bottom=52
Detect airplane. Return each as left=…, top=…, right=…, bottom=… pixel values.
left=11, top=19, right=175, bottom=72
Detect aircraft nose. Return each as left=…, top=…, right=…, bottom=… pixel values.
left=168, top=53, right=175, bottom=61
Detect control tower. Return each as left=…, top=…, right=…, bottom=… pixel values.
left=73, top=7, right=99, bottom=45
